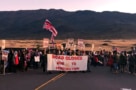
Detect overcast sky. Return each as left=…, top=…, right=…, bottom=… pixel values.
left=0, top=0, right=136, bottom=13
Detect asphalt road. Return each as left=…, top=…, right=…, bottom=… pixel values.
left=0, top=66, right=136, bottom=90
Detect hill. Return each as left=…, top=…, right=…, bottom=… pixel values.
left=0, top=9, right=136, bottom=40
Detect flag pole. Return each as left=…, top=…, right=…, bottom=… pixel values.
left=51, top=34, right=55, bottom=48
left=43, top=19, right=58, bottom=49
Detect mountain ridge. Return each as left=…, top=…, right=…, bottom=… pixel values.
left=0, top=9, right=136, bottom=40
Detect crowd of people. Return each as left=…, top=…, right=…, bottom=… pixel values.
left=0, top=47, right=136, bottom=75
left=0, top=49, right=43, bottom=73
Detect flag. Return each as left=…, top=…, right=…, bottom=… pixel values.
left=43, top=19, right=58, bottom=37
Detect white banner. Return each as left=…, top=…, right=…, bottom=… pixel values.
left=34, top=56, right=40, bottom=62
left=43, top=38, right=49, bottom=48
left=66, top=38, right=74, bottom=49
left=1, top=40, right=6, bottom=49
left=47, top=54, right=88, bottom=71
left=77, top=39, right=85, bottom=50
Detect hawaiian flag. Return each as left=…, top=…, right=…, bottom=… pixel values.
left=43, top=19, right=58, bottom=37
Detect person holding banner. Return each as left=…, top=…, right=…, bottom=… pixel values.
left=87, top=51, right=92, bottom=72
left=81, top=50, right=91, bottom=72
left=40, top=50, right=47, bottom=72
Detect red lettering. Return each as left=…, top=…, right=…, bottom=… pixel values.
left=72, top=62, right=76, bottom=65
left=56, top=67, right=71, bottom=71
left=52, top=54, right=56, bottom=58
left=52, top=55, right=64, bottom=60
left=65, top=56, right=82, bottom=60
left=65, top=56, right=70, bottom=60
left=57, top=61, right=64, bottom=65
left=72, top=67, right=79, bottom=71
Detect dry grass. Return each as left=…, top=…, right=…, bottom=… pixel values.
left=0, top=39, right=136, bottom=51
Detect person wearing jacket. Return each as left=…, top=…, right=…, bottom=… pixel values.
left=13, top=51, right=19, bottom=73
left=40, top=50, right=47, bottom=73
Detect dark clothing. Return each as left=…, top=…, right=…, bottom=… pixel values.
left=113, top=54, right=119, bottom=71
left=92, top=55, right=99, bottom=67
left=119, top=54, right=127, bottom=72
left=19, top=52, right=25, bottom=71
left=7, top=52, right=14, bottom=72
left=87, top=56, right=91, bottom=72
left=129, top=55, right=135, bottom=74
left=41, top=54, right=47, bottom=72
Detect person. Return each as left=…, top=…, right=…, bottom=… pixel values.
left=24, top=50, right=31, bottom=71
left=128, top=52, right=135, bottom=74
left=40, top=50, right=47, bottom=72
left=33, top=49, right=40, bottom=69
left=7, top=49, right=14, bottom=73
left=18, top=50, right=25, bottom=72
left=87, top=51, right=92, bottom=72
left=13, top=51, right=19, bottom=73
left=112, top=51, right=119, bottom=73
left=92, top=53, right=99, bottom=67
left=119, top=51, right=127, bottom=73
left=107, top=52, right=114, bottom=71
left=0, top=50, right=3, bottom=73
